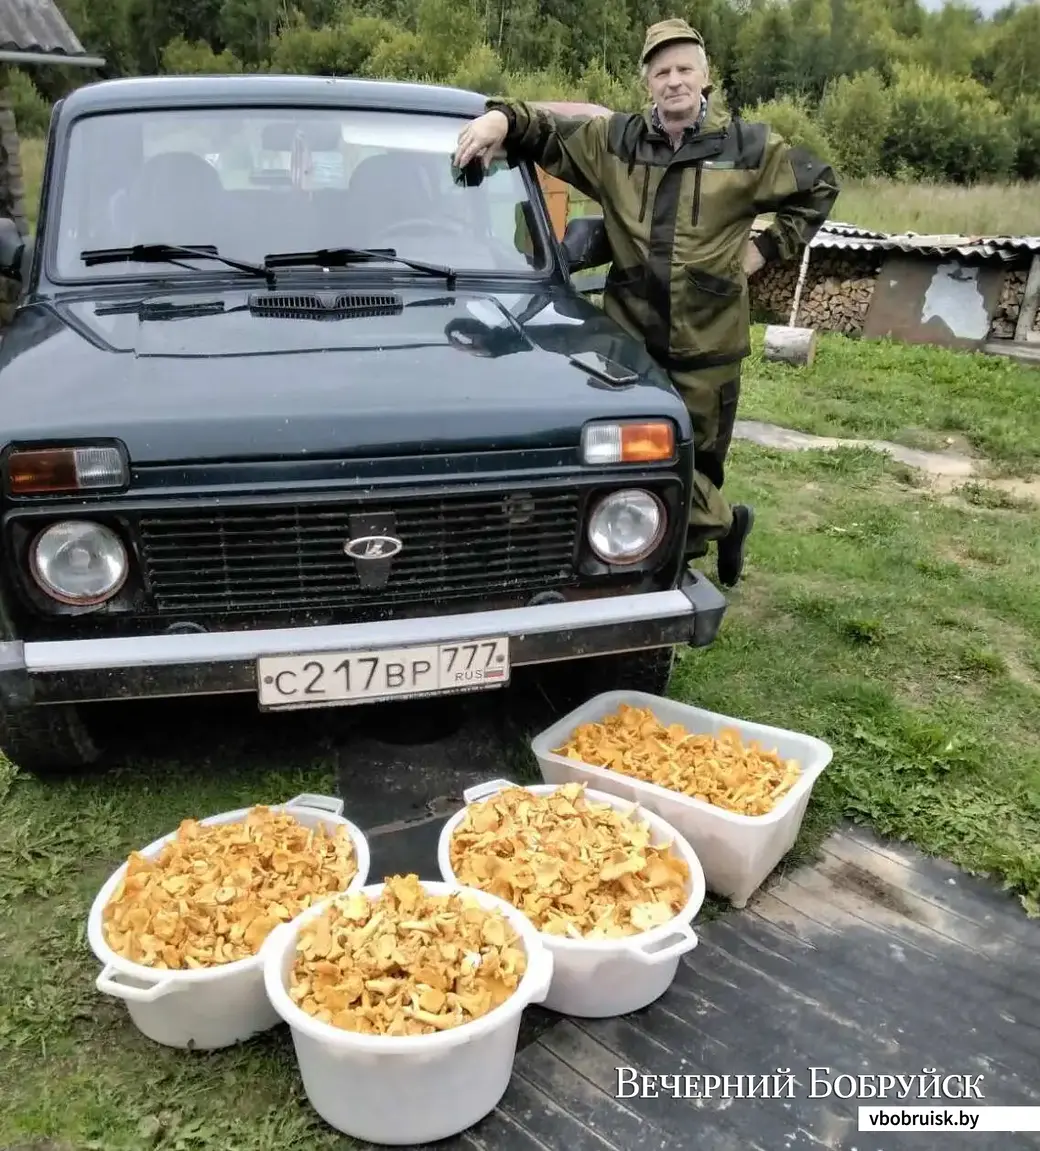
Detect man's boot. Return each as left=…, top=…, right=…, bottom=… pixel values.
left=717, top=504, right=754, bottom=587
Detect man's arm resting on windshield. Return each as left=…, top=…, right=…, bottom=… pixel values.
left=484, top=98, right=610, bottom=203
left=750, top=133, right=840, bottom=266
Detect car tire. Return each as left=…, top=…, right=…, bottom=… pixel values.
left=0, top=700, right=101, bottom=778
left=533, top=645, right=676, bottom=720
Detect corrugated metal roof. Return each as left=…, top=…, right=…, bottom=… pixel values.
left=752, top=217, right=1040, bottom=260
left=812, top=231, right=1040, bottom=260
left=817, top=220, right=888, bottom=239
left=0, top=0, right=86, bottom=57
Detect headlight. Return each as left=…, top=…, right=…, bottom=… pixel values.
left=587, top=489, right=665, bottom=564
left=30, top=520, right=128, bottom=606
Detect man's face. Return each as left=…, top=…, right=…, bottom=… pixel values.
left=645, top=42, right=708, bottom=122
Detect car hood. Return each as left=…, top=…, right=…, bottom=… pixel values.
left=0, top=284, right=687, bottom=464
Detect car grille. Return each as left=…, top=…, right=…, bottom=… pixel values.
left=137, top=490, right=581, bottom=616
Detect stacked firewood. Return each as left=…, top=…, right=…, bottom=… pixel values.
left=988, top=270, right=1028, bottom=339
left=790, top=254, right=880, bottom=335
left=749, top=252, right=880, bottom=335
left=748, top=261, right=799, bottom=322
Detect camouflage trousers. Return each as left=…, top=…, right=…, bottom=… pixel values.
left=668, top=363, right=742, bottom=557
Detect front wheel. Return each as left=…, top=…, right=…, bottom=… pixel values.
left=533, top=645, right=676, bottom=721
left=0, top=700, right=101, bottom=778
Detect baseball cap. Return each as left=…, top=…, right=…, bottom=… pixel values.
left=641, top=18, right=705, bottom=64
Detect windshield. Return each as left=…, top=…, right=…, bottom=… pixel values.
left=51, top=107, right=551, bottom=281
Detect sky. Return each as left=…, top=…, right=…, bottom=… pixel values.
left=918, top=0, right=1015, bottom=12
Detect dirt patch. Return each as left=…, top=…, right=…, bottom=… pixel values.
left=735, top=420, right=1039, bottom=508
left=3, top=1142, right=78, bottom=1151
left=1004, top=654, right=1040, bottom=691
left=829, top=860, right=922, bottom=921
left=931, top=474, right=1040, bottom=508
left=735, top=419, right=980, bottom=477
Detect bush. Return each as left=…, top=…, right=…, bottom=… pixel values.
left=500, top=68, right=586, bottom=102
left=817, top=70, right=891, bottom=178
left=7, top=69, right=51, bottom=136
left=449, top=44, right=507, bottom=96
left=882, top=64, right=1016, bottom=183
left=739, top=93, right=834, bottom=162
left=1009, top=97, right=1040, bottom=182
left=363, top=30, right=435, bottom=79
left=269, top=14, right=401, bottom=75
left=160, top=36, right=244, bottom=74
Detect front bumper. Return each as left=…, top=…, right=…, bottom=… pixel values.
left=0, top=571, right=726, bottom=708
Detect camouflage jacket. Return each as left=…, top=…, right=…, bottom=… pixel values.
left=487, top=94, right=840, bottom=373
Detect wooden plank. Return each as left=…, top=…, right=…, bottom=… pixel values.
left=864, top=254, right=1005, bottom=349
left=1013, top=253, right=1040, bottom=342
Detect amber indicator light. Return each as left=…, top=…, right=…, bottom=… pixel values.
left=619, top=422, right=675, bottom=462
left=7, top=449, right=82, bottom=495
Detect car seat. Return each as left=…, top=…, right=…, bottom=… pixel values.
left=344, top=151, right=445, bottom=239
left=128, top=152, right=227, bottom=247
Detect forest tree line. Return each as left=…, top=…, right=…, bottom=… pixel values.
left=7, top=0, right=1040, bottom=185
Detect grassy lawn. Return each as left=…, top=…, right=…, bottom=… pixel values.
left=739, top=328, right=1040, bottom=477
left=567, top=176, right=1040, bottom=236
left=827, top=177, right=1040, bottom=236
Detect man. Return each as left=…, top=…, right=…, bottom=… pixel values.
left=454, top=18, right=840, bottom=586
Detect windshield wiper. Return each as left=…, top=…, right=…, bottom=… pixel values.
left=263, top=247, right=457, bottom=289
left=80, top=244, right=275, bottom=284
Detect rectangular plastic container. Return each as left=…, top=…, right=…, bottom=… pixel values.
left=530, top=690, right=833, bottom=909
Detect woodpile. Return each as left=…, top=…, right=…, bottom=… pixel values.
left=791, top=254, right=880, bottom=335
left=749, top=262, right=799, bottom=323
left=989, top=270, right=1028, bottom=339
left=749, top=252, right=880, bottom=335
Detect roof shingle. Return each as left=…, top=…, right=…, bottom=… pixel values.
left=0, top=0, right=86, bottom=58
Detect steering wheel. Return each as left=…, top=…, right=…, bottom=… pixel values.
left=379, top=216, right=470, bottom=239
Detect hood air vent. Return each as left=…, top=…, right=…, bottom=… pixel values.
left=248, top=292, right=403, bottom=319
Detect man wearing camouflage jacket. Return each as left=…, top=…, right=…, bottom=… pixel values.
left=454, top=18, right=840, bottom=586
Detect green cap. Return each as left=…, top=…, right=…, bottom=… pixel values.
left=640, top=18, right=705, bottom=64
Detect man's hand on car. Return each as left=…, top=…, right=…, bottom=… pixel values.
left=454, top=110, right=510, bottom=170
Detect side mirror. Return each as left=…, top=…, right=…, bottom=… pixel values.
left=0, top=217, right=25, bottom=281
left=561, top=214, right=610, bottom=274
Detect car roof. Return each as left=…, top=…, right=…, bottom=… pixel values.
left=56, top=74, right=488, bottom=120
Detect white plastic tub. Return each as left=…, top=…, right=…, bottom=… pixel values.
left=87, top=793, right=370, bottom=1050
left=530, top=690, right=834, bottom=909
left=261, top=879, right=554, bottom=1145
left=437, top=778, right=705, bottom=1018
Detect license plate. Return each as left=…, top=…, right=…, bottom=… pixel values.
left=256, top=637, right=511, bottom=710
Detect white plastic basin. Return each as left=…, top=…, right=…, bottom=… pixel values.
left=87, top=793, right=370, bottom=1050
left=437, top=778, right=706, bottom=1018
left=261, top=880, right=555, bottom=1145
left=531, top=690, right=834, bottom=908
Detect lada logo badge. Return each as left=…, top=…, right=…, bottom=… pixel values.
left=343, top=535, right=403, bottom=560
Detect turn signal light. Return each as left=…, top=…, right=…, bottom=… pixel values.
left=581, top=420, right=676, bottom=465
left=6, top=445, right=128, bottom=495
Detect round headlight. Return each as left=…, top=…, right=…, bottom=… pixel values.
left=587, top=489, right=665, bottom=564
left=30, top=521, right=128, bottom=606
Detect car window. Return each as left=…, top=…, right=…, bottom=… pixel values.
left=50, top=107, right=550, bottom=280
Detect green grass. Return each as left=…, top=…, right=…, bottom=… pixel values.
left=681, top=440, right=1040, bottom=914
left=566, top=175, right=1040, bottom=236
left=1, top=333, right=1039, bottom=1146
left=825, top=177, right=1040, bottom=237
left=738, top=328, right=1040, bottom=476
